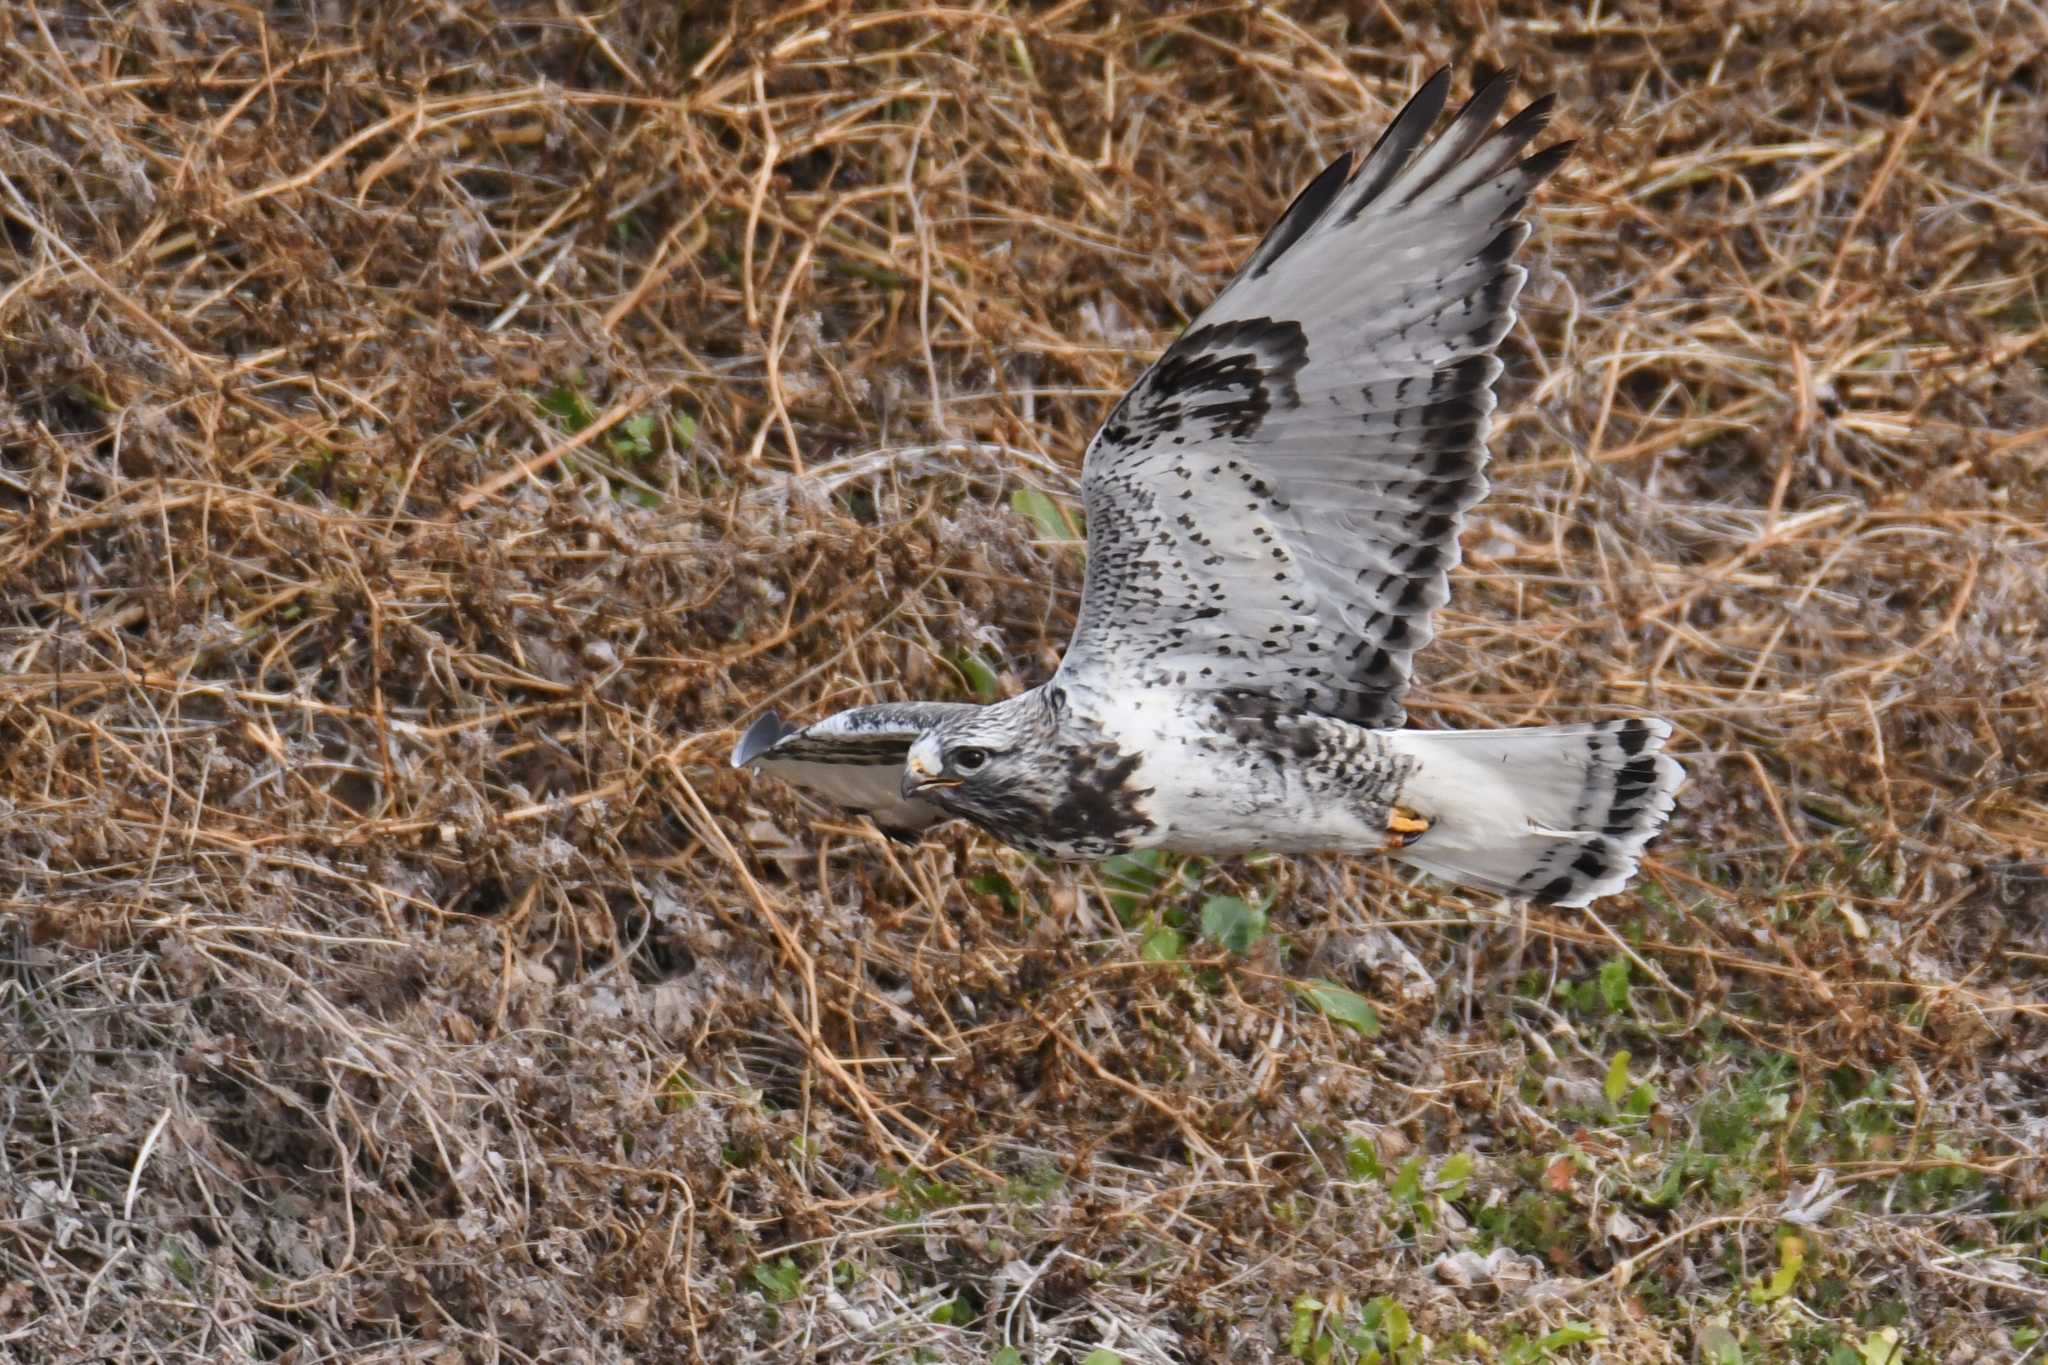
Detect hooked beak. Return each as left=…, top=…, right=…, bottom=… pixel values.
left=902, top=746, right=960, bottom=798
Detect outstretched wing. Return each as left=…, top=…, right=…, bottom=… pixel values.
left=1055, top=70, right=1567, bottom=728
left=730, top=703, right=977, bottom=840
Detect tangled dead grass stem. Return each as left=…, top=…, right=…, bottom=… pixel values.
left=2, top=1, right=2045, bottom=1361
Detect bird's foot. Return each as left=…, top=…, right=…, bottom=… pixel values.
left=1385, top=806, right=1434, bottom=849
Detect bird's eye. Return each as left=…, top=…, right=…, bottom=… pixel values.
left=952, top=747, right=988, bottom=773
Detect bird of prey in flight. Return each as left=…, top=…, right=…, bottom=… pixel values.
left=732, top=69, right=1682, bottom=909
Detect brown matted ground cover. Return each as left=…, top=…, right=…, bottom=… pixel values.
left=3, top=2, right=2046, bottom=1360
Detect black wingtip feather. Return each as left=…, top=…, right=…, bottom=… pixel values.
left=1247, top=149, right=1354, bottom=279
left=1451, top=67, right=1518, bottom=135
left=1519, top=138, right=1575, bottom=183
left=1473, top=223, right=1528, bottom=270
left=731, top=711, right=793, bottom=768
left=1497, top=92, right=1558, bottom=147
left=1341, top=68, right=1453, bottom=222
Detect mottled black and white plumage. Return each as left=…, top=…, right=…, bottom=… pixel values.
left=732, top=71, right=1684, bottom=908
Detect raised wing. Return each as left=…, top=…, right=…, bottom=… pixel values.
left=730, top=703, right=977, bottom=841
left=1056, top=70, right=1567, bottom=728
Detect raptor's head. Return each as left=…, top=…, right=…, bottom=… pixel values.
left=901, top=692, right=1058, bottom=823
left=901, top=687, right=1154, bottom=860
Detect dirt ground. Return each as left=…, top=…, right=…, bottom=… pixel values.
left=3, top=2, right=2045, bottom=1361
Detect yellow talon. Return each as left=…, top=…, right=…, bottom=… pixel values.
left=1386, top=807, right=1433, bottom=848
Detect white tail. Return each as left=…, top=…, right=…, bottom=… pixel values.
left=1384, top=719, right=1683, bottom=907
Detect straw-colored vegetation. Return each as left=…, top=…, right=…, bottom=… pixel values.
left=3, top=2, right=2044, bottom=1360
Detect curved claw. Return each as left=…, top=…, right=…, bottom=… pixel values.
left=1386, top=806, right=1434, bottom=850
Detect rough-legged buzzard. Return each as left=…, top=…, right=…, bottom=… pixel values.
left=732, top=70, right=1683, bottom=908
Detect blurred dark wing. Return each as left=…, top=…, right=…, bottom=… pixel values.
left=1057, top=70, right=1567, bottom=728
left=731, top=703, right=977, bottom=839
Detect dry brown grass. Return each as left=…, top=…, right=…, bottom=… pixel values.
left=3, top=2, right=2045, bottom=1361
